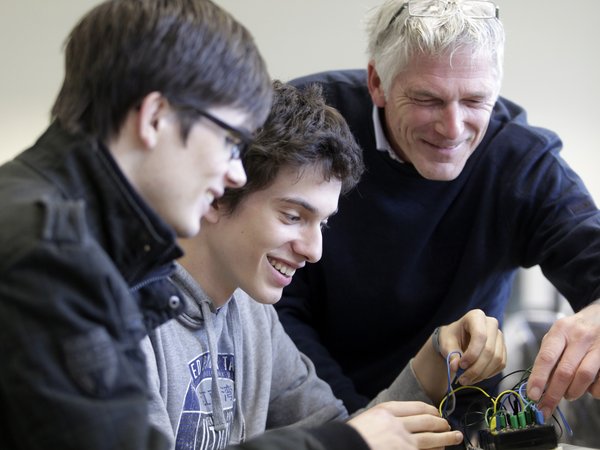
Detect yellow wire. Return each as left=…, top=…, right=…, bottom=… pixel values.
left=438, top=385, right=493, bottom=416
left=436, top=368, right=535, bottom=434
left=493, top=389, right=525, bottom=413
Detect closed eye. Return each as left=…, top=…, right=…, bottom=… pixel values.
left=412, top=97, right=441, bottom=107
left=463, top=98, right=486, bottom=106
left=282, top=213, right=301, bottom=224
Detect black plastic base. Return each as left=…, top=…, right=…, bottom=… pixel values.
left=478, top=424, right=558, bottom=450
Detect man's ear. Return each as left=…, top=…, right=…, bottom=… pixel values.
left=203, top=201, right=223, bottom=224
left=138, top=91, right=168, bottom=149
left=367, top=62, right=387, bottom=108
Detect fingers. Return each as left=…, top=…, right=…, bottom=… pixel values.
left=349, top=402, right=456, bottom=450
left=528, top=308, right=600, bottom=416
left=536, top=339, right=597, bottom=415
left=527, top=329, right=567, bottom=402
left=442, top=309, right=487, bottom=358
left=385, top=403, right=463, bottom=450
left=442, top=309, right=505, bottom=385
left=399, top=412, right=451, bottom=433
left=565, top=351, right=600, bottom=400
left=412, top=430, right=463, bottom=450
left=587, top=373, right=600, bottom=398
left=461, top=329, right=505, bottom=385
left=348, top=405, right=418, bottom=450
left=376, top=400, right=441, bottom=418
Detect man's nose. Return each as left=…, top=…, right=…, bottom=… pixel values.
left=434, top=102, right=464, bottom=141
left=225, top=158, right=247, bottom=188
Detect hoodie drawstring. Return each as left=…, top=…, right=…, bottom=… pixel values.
left=200, top=299, right=227, bottom=432
left=227, top=297, right=246, bottom=442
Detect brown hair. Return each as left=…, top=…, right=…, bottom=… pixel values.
left=51, top=0, right=272, bottom=141
left=218, top=80, right=364, bottom=214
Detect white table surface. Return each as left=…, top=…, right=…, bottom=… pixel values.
left=561, top=444, right=599, bottom=450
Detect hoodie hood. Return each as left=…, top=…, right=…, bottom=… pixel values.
left=171, top=263, right=213, bottom=329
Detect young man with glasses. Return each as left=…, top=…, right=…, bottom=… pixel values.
left=143, top=80, right=506, bottom=450
left=0, top=0, right=274, bottom=449
left=277, top=0, right=600, bottom=434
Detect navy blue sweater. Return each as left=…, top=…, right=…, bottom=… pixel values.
left=276, top=69, right=600, bottom=413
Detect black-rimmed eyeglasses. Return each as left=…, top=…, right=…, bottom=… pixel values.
left=193, top=109, right=254, bottom=161
left=387, top=0, right=499, bottom=30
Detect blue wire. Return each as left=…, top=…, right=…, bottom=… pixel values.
left=517, top=379, right=572, bottom=432
left=518, top=381, right=533, bottom=408
left=556, top=405, right=573, bottom=436
left=443, top=350, right=462, bottom=417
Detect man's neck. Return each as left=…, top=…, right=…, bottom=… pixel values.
left=178, top=235, right=235, bottom=308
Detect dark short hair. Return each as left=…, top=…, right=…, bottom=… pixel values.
left=218, top=80, right=364, bottom=214
left=51, top=0, right=272, bottom=141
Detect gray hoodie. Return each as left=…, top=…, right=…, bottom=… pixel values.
left=142, top=264, right=431, bottom=450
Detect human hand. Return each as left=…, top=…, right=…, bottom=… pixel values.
left=527, top=302, right=600, bottom=418
left=412, top=309, right=506, bottom=402
left=439, top=309, right=506, bottom=386
left=348, top=401, right=463, bottom=450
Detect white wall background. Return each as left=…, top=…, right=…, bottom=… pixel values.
left=1, top=1, right=599, bottom=305
left=1, top=1, right=599, bottom=198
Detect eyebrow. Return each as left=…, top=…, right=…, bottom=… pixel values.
left=410, top=88, right=492, bottom=100
left=279, top=197, right=338, bottom=217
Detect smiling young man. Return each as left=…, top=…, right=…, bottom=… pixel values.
left=142, top=81, right=506, bottom=450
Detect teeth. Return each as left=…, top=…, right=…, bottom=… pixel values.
left=206, top=193, right=214, bottom=203
left=268, top=257, right=296, bottom=277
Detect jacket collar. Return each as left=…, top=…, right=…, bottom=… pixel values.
left=19, top=122, right=183, bottom=286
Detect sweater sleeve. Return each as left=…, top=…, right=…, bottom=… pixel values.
left=224, top=422, right=370, bottom=450
left=505, top=131, right=600, bottom=310
left=265, top=305, right=349, bottom=428
left=360, top=359, right=433, bottom=414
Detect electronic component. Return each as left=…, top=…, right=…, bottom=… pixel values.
left=478, top=423, right=558, bottom=450
left=437, top=353, right=570, bottom=450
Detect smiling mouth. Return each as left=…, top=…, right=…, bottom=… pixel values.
left=425, top=139, right=462, bottom=150
left=267, top=257, right=296, bottom=277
